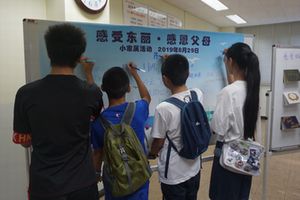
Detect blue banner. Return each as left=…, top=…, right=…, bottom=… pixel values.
left=35, top=21, right=244, bottom=125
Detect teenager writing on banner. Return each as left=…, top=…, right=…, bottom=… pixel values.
left=149, top=54, right=204, bottom=200
left=13, top=23, right=103, bottom=200
left=209, top=42, right=261, bottom=200
left=90, top=64, right=151, bottom=200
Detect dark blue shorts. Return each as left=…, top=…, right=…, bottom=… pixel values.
left=209, top=141, right=252, bottom=200
left=161, top=171, right=201, bottom=200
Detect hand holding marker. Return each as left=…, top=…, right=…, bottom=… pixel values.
left=79, top=55, right=95, bottom=63
left=160, top=54, right=169, bottom=60
left=82, top=58, right=96, bottom=63
left=80, top=57, right=95, bottom=84
left=128, top=62, right=146, bottom=72
left=127, top=62, right=145, bottom=89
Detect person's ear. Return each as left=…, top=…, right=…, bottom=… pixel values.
left=228, top=57, right=233, bottom=66
left=162, top=75, right=170, bottom=87
left=162, top=75, right=167, bottom=83
left=226, top=57, right=234, bottom=74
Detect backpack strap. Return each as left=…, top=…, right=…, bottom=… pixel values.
left=190, top=90, right=198, bottom=101
left=164, top=134, right=179, bottom=178
left=121, top=102, right=136, bottom=125
left=99, top=114, right=111, bottom=130
left=99, top=102, right=135, bottom=131
left=164, top=97, right=185, bottom=110
left=165, top=90, right=199, bottom=109
left=99, top=115, right=122, bottom=137
left=163, top=90, right=199, bottom=178
left=163, top=97, right=185, bottom=179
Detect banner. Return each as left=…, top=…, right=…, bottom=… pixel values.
left=24, top=19, right=244, bottom=127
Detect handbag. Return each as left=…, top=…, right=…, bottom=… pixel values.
left=219, top=139, right=264, bottom=176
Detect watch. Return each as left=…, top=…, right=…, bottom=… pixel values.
left=75, top=0, right=108, bottom=14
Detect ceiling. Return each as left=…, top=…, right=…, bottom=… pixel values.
left=164, top=0, right=300, bottom=27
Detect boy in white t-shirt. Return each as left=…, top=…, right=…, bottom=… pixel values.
left=149, top=54, right=203, bottom=200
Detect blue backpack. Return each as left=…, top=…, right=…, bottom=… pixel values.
left=164, top=90, right=211, bottom=178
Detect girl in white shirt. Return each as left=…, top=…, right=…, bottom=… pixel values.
left=209, top=42, right=260, bottom=200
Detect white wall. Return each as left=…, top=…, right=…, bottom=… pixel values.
left=184, top=12, right=219, bottom=32
left=237, top=22, right=300, bottom=117
left=64, top=0, right=110, bottom=23
left=109, top=0, right=219, bottom=31
left=0, top=1, right=47, bottom=199
left=46, top=0, right=110, bottom=23
left=219, top=27, right=236, bottom=33
left=237, top=22, right=300, bottom=85
left=46, top=0, right=65, bottom=20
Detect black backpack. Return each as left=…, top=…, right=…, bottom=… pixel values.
left=164, top=90, right=211, bottom=178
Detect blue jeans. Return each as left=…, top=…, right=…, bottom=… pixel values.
left=161, top=171, right=200, bottom=200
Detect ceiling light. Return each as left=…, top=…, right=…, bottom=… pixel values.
left=201, top=0, right=228, bottom=11
left=226, top=15, right=247, bottom=24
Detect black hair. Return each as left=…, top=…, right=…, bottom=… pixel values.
left=44, top=23, right=86, bottom=68
left=225, top=42, right=261, bottom=139
left=102, top=67, right=129, bottom=99
left=161, top=54, right=189, bottom=86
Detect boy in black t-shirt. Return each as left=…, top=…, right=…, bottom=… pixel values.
left=13, top=24, right=103, bottom=200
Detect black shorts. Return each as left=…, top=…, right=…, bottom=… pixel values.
left=30, top=183, right=99, bottom=200
left=161, top=171, right=201, bottom=200
left=209, top=141, right=252, bottom=200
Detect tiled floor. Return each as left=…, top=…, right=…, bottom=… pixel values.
left=148, top=120, right=300, bottom=200
left=101, top=119, right=300, bottom=199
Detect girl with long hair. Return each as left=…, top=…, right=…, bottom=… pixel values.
left=209, top=42, right=261, bottom=200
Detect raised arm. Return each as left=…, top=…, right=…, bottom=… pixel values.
left=80, top=57, right=95, bottom=85
left=127, top=62, right=151, bottom=104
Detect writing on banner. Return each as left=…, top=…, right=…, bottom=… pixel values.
left=95, top=29, right=212, bottom=54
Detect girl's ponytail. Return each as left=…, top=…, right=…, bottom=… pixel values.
left=226, top=43, right=261, bottom=139
left=243, top=52, right=260, bottom=139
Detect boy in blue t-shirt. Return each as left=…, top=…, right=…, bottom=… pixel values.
left=90, top=63, right=151, bottom=200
